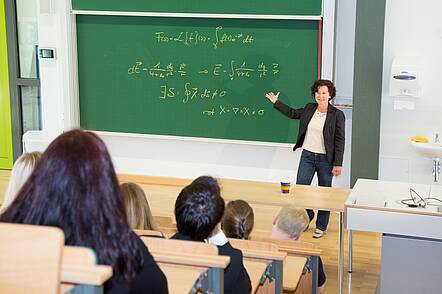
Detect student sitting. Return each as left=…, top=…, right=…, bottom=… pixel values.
left=171, top=176, right=251, bottom=294
left=272, top=205, right=326, bottom=294
left=120, top=182, right=158, bottom=231
left=222, top=199, right=254, bottom=240
left=0, top=151, right=41, bottom=213
left=0, top=129, right=168, bottom=294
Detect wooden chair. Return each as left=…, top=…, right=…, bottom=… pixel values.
left=152, top=215, right=177, bottom=238
left=228, top=238, right=287, bottom=294
left=0, top=223, right=64, bottom=294
left=153, top=215, right=175, bottom=229
left=134, top=229, right=164, bottom=238
left=61, top=246, right=112, bottom=293
left=141, top=237, right=230, bottom=294
left=251, top=236, right=321, bottom=294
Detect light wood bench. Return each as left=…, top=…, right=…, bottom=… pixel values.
left=0, top=223, right=112, bottom=294
left=251, top=236, right=321, bottom=294
left=141, top=237, right=230, bottom=294
left=61, top=246, right=112, bottom=294
left=0, top=223, right=64, bottom=294
left=243, top=259, right=270, bottom=293
left=228, top=238, right=287, bottom=294
left=134, top=229, right=164, bottom=238
left=152, top=215, right=177, bottom=238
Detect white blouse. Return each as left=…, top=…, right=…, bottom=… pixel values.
left=302, top=110, right=327, bottom=154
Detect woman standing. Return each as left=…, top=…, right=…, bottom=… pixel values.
left=265, top=80, right=345, bottom=238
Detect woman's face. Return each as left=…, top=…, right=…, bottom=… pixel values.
left=315, top=85, right=330, bottom=107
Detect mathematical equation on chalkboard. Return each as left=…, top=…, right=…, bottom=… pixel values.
left=128, top=61, right=280, bottom=80
left=155, top=26, right=254, bottom=49
left=157, top=83, right=265, bottom=118
left=159, top=82, right=227, bottom=104
left=126, top=26, right=276, bottom=119
left=203, top=105, right=265, bottom=118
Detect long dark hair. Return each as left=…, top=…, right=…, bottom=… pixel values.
left=0, top=129, right=142, bottom=281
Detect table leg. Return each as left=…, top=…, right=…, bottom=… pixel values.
left=348, top=230, right=353, bottom=273
left=338, top=212, right=344, bottom=294
left=308, top=256, right=319, bottom=294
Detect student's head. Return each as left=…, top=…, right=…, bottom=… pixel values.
left=1, top=152, right=42, bottom=213
left=222, top=200, right=254, bottom=240
left=0, top=129, right=142, bottom=281
left=272, top=205, right=309, bottom=240
left=311, top=79, right=336, bottom=101
left=121, top=182, right=157, bottom=231
left=174, top=175, right=225, bottom=241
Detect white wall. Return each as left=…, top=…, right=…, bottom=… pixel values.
left=26, top=0, right=355, bottom=187
left=380, top=0, right=442, bottom=185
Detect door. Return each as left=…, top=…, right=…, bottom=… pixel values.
left=0, top=0, right=13, bottom=169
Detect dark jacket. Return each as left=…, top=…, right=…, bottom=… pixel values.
left=171, top=233, right=252, bottom=294
left=105, top=235, right=168, bottom=294
left=274, top=101, right=345, bottom=166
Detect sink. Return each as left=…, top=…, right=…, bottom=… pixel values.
left=411, top=141, right=442, bottom=159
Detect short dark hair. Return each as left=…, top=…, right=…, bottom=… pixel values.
left=311, top=79, right=336, bottom=100
left=174, top=176, right=225, bottom=241
left=0, top=129, right=142, bottom=281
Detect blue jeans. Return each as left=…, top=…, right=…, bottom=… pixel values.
left=296, top=149, right=333, bottom=231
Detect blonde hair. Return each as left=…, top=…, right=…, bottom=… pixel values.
left=120, top=182, right=157, bottom=230
left=222, top=200, right=254, bottom=240
left=275, top=205, right=309, bottom=238
left=1, top=152, right=42, bottom=213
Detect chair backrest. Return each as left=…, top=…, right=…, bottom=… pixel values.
left=250, top=236, right=321, bottom=257
left=0, top=223, right=64, bottom=294
left=153, top=215, right=175, bottom=229
left=228, top=238, right=286, bottom=294
left=134, top=229, right=164, bottom=237
left=142, top=236, right=218, bottom=256
left=228, top=238, right=286, bottom=261
left=61, top=246, right=112, bottom=287
left=62, top=246, right=96, bottom=266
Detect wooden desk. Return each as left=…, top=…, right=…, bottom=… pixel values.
left=61, top=246, right=112, bottom=294
left=346, top=179, right=442, bottom=294
left=243, top=260, right=269, bottom=294
left=283, top=256, right=307, bottom=291
left=142, top=237, right=229, bottom=294
left=119, top=174, right=350, bottom=294
left=228, top=238, right=286, bottom=294
left=159, top=264, right=205, bottom=294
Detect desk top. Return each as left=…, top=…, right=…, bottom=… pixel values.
left=346, top=179, right=442, bottom=239
left=119, top=174, right=351, bottom=213
left=346, top=179, right=442, bottom=217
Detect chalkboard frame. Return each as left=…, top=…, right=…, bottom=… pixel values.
left=72, top=0, right=323, bottom=17
left=70, top=2, right=336, bottom=146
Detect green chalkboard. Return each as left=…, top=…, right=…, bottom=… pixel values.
left=77, top=16, right=320, bottom=143
left=72, top=0, right=322, bottom=16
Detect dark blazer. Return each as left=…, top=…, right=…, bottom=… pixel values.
left=274, top=101, right=345, bottom=166
left=105, top=236, right=168, bottom=294
left=171, top=233, right=252, bottom=294
left=217, top=242, right=252, bottom=294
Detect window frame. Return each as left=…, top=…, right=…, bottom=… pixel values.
left=4, top=0, right=40, bottom=160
